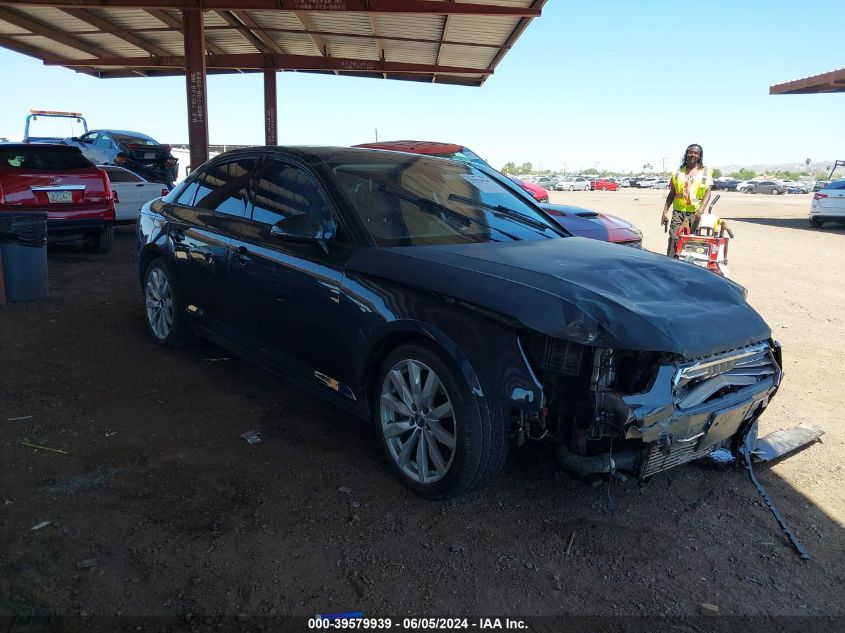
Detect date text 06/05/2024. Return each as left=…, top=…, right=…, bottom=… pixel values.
left=307, top=617, right=529, bottom=630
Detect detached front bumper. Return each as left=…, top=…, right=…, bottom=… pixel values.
left=619, top=342, right=782, bottom=476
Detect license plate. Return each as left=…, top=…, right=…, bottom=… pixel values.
left=47, top=191, right=73, bottom=203
left=144, top=152, right=156, bottom=159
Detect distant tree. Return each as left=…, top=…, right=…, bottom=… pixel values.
left=502, top=161, right=516, bottom=174
left=805, top=158, right=812, bottom=171
left=712, top=168, right=722, bottom=179
left=584, top=167, right=598, bottom=175
left=519, top=162, right=533, bottom=174
left=642, top=163, right=653, bottom=173
left=730, top=168, right=757, bottom=180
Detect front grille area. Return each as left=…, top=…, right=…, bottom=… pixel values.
left=672, top=342, right=778, bottom=409
left=640, top=442, right=717, bottom=478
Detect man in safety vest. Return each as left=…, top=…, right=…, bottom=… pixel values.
left=661, top=144, right=712, bottom=256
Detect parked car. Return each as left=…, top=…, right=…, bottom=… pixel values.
left=636, top=177, right=659, bottom=188
left=589, top=178, right=619, bottom=191
left=736, top=179, right=764, bottom=193
left=507, top=176, right=549, bottom=203
left=534, top=176, right=557, bottom=190
left=0, top=143, right=115, bottom=252
left=352, top=139, right=550, bottom=203
left=137, top=146, right=782, bottom=498
left=540, top=204, right=641, bottom=246
left=98, top=165, right=170, bottom=224
left=745, top=181, right=787, bottom=195
left=555, top=176, right=591, bottom=191
left=809, top=179, right=845, bottom=227
left=650, top=179, right=671, bottom=190
left=786, top=183, right=811, bottom=194
left=68, top=129, right=178, bottom=187
left=713, top=179, right=741, bottom=191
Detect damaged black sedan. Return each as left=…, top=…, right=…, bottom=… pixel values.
left=136, top=147, right=781, bottom=499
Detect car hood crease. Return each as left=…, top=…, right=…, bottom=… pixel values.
left=346, top=238, right=771, bottom=358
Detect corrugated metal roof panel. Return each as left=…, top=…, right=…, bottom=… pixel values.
left=308, top=12, right=372, bottom=35
left=385, top=41, right=438, bottom=66
left=9, top=35, right=96, bottom=60
left=376, top=15, right=444, bottom=40
left=249, top=11, right=308, bottom=31
left=0, top=22, right=29, bottom=36
left=439, top=44, right=498, bottom=69
left=447, top=16, right=522, bottom=45
left=202, top=12, right=229, bottom=28
left=136, top=30, right=186, bottom=54
left=276, top=32, right=322, bottom=57
left=73, top=33, right=147, bottom=57
left=325, top=39, right=379, bottom=61
left=206, top=31, right=260, bottom=55
left=14, top=7, right=92, bottom=32
left=87, top=8, right=165, bottom=31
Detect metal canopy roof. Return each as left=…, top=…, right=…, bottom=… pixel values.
left=0, top=0, right=546, bottom=86
left=770, top=68, right=845, bottom=95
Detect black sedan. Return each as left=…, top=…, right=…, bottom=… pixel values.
left=136, top=147, right=782, bottom=498
left=69, top=129, right=178, bottom=187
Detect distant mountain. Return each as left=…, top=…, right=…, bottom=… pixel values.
left=716, top=160, right=838, bottom=175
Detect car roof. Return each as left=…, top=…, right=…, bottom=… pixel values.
left=353, top=140, right=465, bottom=155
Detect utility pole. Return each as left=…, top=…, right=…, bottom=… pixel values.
left=662, top=157, right=669, bottom=175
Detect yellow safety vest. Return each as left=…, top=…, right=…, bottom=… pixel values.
left=671, top=166, right=711, bottom=213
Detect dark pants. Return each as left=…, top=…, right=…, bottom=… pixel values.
left=667, top=210, right=695, bottom=256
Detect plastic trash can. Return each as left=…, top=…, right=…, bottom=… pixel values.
left=0, top=212, right=49, bottom=302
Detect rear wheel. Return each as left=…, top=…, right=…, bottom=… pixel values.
left=809, top=217, right=823, bottom=228
left=770, top=188, right=778, bottom=195
left=83, top=226, right=113, bottom=254
left=569, top=185, right=574, bottom=191
left=374, top=344, right=508, bottom=499
left=143, top=259, right=191, bottom=347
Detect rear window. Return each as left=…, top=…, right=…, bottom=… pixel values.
left=111, top=132, right=160, bottom=146
left=824, top=180, right=845, bottom=190
left=1, top=146, right=93, bottom=170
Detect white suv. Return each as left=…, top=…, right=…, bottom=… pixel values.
left=809, top=179, right=845, bottom=227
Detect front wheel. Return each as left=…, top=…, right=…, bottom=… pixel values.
left=569, top=185, right=574, bottom=191
left=143, top=259, right=191, bottom=347
left=374, top=344, right=508, bottom=499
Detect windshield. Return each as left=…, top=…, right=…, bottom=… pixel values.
left=331, top=154, right=560, bottom=247
left=439, top=147, right=490, bottom=169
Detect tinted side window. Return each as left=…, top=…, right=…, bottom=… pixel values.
left=250, top=160, right=336, bottom=234
left=105, top=167, right=142, bottom=183
left=827, top=180, right=845, bottom=190
left=193, top=158, right=256, bottom=216
left=94, top=135, right=114, bottom=149
left=174, top=177, right=202, bottom=206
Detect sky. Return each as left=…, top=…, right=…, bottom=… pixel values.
left=1, top=0, right=843, bottom=174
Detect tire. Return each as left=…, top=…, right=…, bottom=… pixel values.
left=373, top=343, right=508, bottom=499
left=770, top=188, right=778, bottom=195
left=569, top=185, right=574, bottom=191
left=809, top=217, right=823, bottom=228
left=143, top=258, right=192, bottom=347
left=83, top=226, right=113, bottom=254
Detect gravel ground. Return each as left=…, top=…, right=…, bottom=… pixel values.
left=1, top=189, right=843, bottom=629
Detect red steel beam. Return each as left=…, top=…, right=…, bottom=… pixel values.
left=183, top=8, right=209, bottom=169
left=264, top=68, right=277, bottom=145
left=0, top=1, right=540, bottom=16
left=47, top=52, right=490, bottom=74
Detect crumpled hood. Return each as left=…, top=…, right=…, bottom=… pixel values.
left=346, top=238, right=771, bottom=359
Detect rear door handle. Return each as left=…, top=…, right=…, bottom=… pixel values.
left=233, top=246, right=252, bottom=265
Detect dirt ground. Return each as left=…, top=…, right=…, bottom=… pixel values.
left=1, top=189, right=843, bottom=628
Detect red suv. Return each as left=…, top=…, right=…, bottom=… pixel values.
left=0, top=144, right=116, bottom=253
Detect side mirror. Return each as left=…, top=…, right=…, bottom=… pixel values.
left=270, top=214, right=326, bottom=242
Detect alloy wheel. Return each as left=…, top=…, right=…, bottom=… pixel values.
left=145, top=268, right=174, bottom=340
left=379, top=359, right=456, bottom=484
